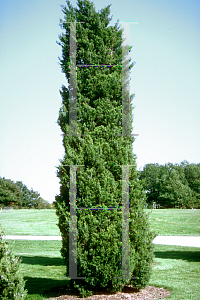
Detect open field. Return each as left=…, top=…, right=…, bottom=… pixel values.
left=145, top=208, right=200, bottom=236
left=0, top=209, right=60, bottom=236
left=0, top=208, right=200, bottom=236
left=0, top=209, right=200, bottom=299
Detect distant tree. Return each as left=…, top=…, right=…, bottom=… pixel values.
left=28, top=189, right=40, bottom=208
left=36, top=197, right=51, bottom=209
left=156, top=167, right=193, bottom=208
left=50, top=202, right=56, bottom=209
left=139, top=162, right=196, bottom=208
left=138, top=163, right=161, bottom=205
left=16, top=181, right=52, bottom=209
left=25, top=189, right=50, bottom=209
left=184, top=162, right=200, bottom=208
left=0, top=177, right=23, bottom=208
left=174, top=160, right=189, bottom=184
left=15, top=181, right=32, bottom=208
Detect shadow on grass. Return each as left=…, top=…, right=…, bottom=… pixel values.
left=154, top=250, right=200, bottom=262
left=20, top=255, right=65, bottom=266
left=24, top=276, right=150, bottom=299
left=24, top=276, right=76, bottom=298
left=21, top=253, right=172, bottom=299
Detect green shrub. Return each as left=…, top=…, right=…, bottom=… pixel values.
left=0, top=226, right=28, bottom=300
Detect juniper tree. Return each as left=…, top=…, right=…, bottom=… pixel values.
left=54, top=0, right=156, bottom=297
left=0, top=227, right=27, bottom=300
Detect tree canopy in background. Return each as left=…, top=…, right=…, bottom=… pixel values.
left=0, top=177, right=52, bottom=209
left=0, top=177, right=23, bottom=208
left=138, top=160, right=200, bottom=208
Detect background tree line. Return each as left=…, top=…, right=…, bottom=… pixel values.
left=138, top=160, right=200, bottom=208
left=1, top=159, right=199, bottom=210
left=0, top=177, right=54, bottom=209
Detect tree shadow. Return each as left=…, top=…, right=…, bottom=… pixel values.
left=20, top=254, right=173, bottom=298
left=20, top=255, right=65, bottom=266
left=24, top=276, right=144, bottom=299
left=23, top=277, right=74, bottom=298
left=154, top=250, right=200, bottom=262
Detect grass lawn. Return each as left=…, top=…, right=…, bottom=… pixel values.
left=0, top=209, right=200, bottom=299
left=146, top=208, right=200, bottom=236
left=0, top=209, right=60, bottom=236
left=0, top=208, right=199, bottom=236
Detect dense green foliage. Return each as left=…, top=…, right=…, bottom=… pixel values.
left=0, top=177, right=23, bottom=208
left=0, top=227, right=27, bottom=300
left=54, top=0, right=156, bottom=297
left=139, top=160, right=200, bottom=208
left=0, top=177, right=51, bottom=209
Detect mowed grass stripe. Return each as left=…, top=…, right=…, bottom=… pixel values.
left=0, top=209, right=60, bottom=236
left=0, top=208, right=200, bottom=236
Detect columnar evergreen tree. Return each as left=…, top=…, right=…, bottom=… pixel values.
left=54, top=0, right=156, bottom=297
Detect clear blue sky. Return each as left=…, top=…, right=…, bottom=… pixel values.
left=0, top=0, right=200, bottom=204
